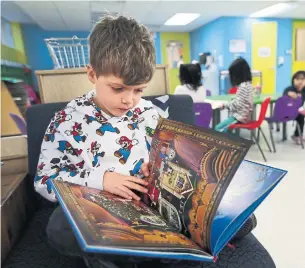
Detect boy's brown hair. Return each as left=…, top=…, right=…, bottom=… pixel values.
left=89, top=15, right=156, bottom=85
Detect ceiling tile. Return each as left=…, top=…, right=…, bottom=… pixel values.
left=7, top=0, right=305, bottom=32
left=277, top=2, right=305, bottom=18
left=54, top=1, right=91, bottom=31
left=1, top=1, right=35, bottom=23
left=15, top=1, right=67, bottom=30
left=121, top=1, right=160, bottom=21
left=90, top=1, right=124, bottom=14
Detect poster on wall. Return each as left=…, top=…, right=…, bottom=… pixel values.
left=167, top=41, right=184, bottom=68
left=258, top=47, right=271, bottom=58
left=229, top=40, right=246, bottom=53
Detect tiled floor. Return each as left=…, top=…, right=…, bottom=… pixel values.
left=239, top=122, right=305, bottom=268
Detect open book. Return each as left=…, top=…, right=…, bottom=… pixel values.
left=51, top=119, right=287, bottom=262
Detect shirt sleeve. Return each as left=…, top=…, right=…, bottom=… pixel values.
left=143, top=105, right=160, bottom=150
left=34, top=122, right=107, bottom=202
left=225, top=83, right=252, bottom=113
left=174, top=85, right=184, bottom=95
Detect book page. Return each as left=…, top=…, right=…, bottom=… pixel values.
left=144, top=119, right=252, bottom=251
left=210, top=160, right=286, bottom=256
left=52, top=180, right=208, bottom=258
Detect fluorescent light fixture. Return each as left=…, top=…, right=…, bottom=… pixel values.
left=250, top=2, right=298, bottom=18
left=164, top=13, right=200, bottom=26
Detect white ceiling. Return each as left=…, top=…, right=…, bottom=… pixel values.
left=2, top=0, right=305, bottom=32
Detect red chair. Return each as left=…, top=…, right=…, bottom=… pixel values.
left=228, top=86, right=238, bottom=94
left=229, top=97, right=272, bottom=162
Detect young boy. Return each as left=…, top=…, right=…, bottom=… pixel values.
left=36, top=16, right=259, bottom=268
left=35, top=15, right=159, bottom=268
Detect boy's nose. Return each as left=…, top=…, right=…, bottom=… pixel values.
left=121, top=93, right=133, bottom=106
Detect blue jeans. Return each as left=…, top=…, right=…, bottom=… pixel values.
left=215, top=117, right=238, bottom=132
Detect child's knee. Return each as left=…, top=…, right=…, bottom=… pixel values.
left=46, top=206, right=82, bottom=256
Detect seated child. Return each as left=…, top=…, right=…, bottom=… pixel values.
left=283, top=70, right=305, bottom=144
left=215, top=58, right=254, bottom=132
left=35, top=16, right=257, bottom=268
left=35, top=15, right=159, bottom=268
left=174, top=63, right=206, bottom=103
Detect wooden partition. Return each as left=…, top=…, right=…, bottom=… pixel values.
left=1, top=82, right=23, bottom=136
left=1, top=135, right=28, bottom=263
left=36, top=64, right=169, bottom=103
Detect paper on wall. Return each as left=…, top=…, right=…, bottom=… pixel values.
left=258, top=47, right=271, bottom=58
left=229, top=40, right=246, bottom=53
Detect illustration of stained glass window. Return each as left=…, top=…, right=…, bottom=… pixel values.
left=176, top=176, right=185, bottom=189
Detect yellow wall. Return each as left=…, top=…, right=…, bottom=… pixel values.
left=1, top=22, right=27, bottom=64
left=292, top=20, right=305, bottom=74
left=160, top=32, right=190, bottom=93
left=252, top=22, right=277, bottom=94
left=11, top=22, right=26, bottom=56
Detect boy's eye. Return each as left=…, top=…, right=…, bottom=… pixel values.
left=136, top=89, right=144, bottom=93
left=112, top=87, right=124, bottom=92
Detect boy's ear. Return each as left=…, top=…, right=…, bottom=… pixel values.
left=87, top=65, right=96, bottom=84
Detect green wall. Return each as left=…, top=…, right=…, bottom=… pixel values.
left=160, top=32, right=190, bottom=93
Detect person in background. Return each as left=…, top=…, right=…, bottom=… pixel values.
left=215, top=58, right=253, bottom=132
left=174, top=63, right=206, bottom=103
left=283, top=70, right=305, bottom=144
left=202, top=55, right=219, bottom=96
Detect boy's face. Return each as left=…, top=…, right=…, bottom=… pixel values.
left=87, top=65, right=147, bottom=117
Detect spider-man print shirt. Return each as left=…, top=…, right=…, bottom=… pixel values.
left=35, top=90, right=160, bottom=202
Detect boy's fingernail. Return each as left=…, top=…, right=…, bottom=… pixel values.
left=145, top=189, right=148, bottom=193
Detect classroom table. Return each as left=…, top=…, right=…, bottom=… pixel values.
left=205, top=93, right=282, bottom=130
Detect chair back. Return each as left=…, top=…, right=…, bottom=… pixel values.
left=257, top=97, right=271, bottom=125
left=9, top=113, right=27, bottom=135
left=194, top=103, right=213, bottom=128
left=271, top=96, right=302, bottom=122
left=206, top=89, right=212, bottom=96
left=228, top=87, right=237, bottom=94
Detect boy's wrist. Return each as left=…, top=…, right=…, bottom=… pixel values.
left=86, top=168, right=107, bottom=191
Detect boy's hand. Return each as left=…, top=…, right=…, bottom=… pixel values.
left=140, top=162, right=150, bottom=177
left=103, top=172, right=148, bottom=201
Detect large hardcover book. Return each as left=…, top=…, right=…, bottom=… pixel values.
left=51, top=119, right=286, bottom=261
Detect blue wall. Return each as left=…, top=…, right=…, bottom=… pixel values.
left=22, top=24, right=162, bottom=91
left=191, top=18, right=224, bottom=64
left=22, top=24, right=89, bottom=72
left=191, top=17, right=293, bottom=93
left=154, top=32, right=161, bottom=65
left=22, top=24, right=161, bottom=80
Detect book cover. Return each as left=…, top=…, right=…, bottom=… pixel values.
left=51, top=118, right=286, bottom=261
